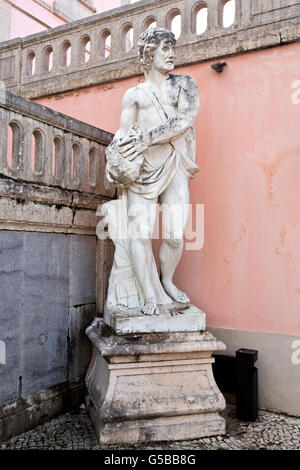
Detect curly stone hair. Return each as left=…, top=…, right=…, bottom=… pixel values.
left=137, top=27, right=176, bottom=69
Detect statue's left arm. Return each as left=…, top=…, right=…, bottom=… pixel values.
left=119, top=75, right=200, bottom=157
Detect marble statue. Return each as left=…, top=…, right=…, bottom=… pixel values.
left=100, top=27, right=200, bottom=319
left=86, top=29, right=226, bottom=445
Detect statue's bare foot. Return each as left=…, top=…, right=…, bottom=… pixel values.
left=142, top=300, right=159, bottom=316
left=162, top=280, right=190, bottom=304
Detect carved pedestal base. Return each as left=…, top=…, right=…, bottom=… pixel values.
left=85, top=318, right=226, bottom=445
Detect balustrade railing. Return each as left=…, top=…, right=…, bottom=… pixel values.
left=0, top=90, right=114, bottom=198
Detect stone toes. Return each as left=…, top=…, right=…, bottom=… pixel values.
left=142, top=304, right=159, bottom=315
left=179, top=292, right=189, bottom=303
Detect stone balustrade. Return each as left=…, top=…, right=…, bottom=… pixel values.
left=0, top=89, right=115, bottom=235
left=1, top=0, right=300, bottom=98
left=0, top=89, right=114, bottom=196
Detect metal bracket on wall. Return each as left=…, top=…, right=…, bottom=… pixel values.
left=211, top=61, right=228, bottom=73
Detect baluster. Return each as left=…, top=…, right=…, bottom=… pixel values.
left=80, top=138, right=90, bottom=193
left=107, top=20, right=122, bottom=61
left=207, top=0, right=221, bottom=32
left=64, top=132, right=73, bottom=188
left=89, top=28, right=99, bottom=66
left=239, top=0, right=252, bottom=27
left=42, top=124, right=54, bottom=185
left=181, top=0, right=192, bottom=40
left=0, top=108, right=8, bottom=174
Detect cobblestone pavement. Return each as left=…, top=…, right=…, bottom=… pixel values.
left=1, top=404, right=300, bottom=450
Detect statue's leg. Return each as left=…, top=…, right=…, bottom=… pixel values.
left=127, top=189, right=159, bottom=315
left=159, top=170, right=190, bottom=304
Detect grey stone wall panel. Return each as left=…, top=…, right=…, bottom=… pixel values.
left=0, top=231, right=99, bottom=409
left=69, top=234, right=96, bottom=307
left=0, top=232, right=24, bottom=404
left=0, top=378, right=84, bottom=442
left=21, top=233, right=69, bottom=396
left=67, top=303, right=96, bottom=381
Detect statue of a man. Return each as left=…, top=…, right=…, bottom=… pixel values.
left=102, top=27, right=200, bottom=317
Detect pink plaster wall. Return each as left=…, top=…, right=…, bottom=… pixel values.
left=10, top=0, right=66, bottom=39
left=93, top=0, right=122, bottom=12
left=8, top=1, right=131, bottom=41
left=35, top=42, right=300, bottom=336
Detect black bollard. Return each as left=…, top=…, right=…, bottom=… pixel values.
left=236, top=348, right=258, bottom=421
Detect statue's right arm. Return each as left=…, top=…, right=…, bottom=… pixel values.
left=115, top=88, right=137, bottom=141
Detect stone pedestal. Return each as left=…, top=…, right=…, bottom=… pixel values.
left=85, top=318, right=226, bottom=445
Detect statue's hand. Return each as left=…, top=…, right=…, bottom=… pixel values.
left=118, top=133, right=150, bottom=161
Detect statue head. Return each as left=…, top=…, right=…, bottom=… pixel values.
left=137, top=27, right=176, bottom=71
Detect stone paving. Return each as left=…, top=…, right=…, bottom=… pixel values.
left=1, top=404, right=300, bottom=450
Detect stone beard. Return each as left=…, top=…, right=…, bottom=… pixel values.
left=101, top=27, right=200, bottom=318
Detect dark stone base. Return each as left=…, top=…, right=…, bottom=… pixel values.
left=0, top=378, right=85, bottom=442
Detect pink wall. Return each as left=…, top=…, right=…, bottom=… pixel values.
left=10, top=0, right=66, bottom=39
left=93, top=0, right=122, bottom=13
left=36, top=42, right=300, bottom=336
left=8, top=1, right=129, bottom=41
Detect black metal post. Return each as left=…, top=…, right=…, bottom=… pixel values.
left=236, top=348, right=258, bottom=421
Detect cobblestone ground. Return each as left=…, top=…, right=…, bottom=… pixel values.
left=1, top=404, right=300, bottom=450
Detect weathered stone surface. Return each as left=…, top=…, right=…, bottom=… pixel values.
left=0, top=197, right=73, bottom=231
left=0, top=178, right=113, bottom=236
left=86, top=318, right=226, bottom=357
left=21, top=233, right=69, bottom=396
left=0, top=378, right=84, bottom=442
left=72, top=210, right=98, bottom=233
left=104, top=303, right=206, bottom=334
left=0, top=90, right=115, bottom=204
left=92, top=413, right=225, bottom=445
left=69, top=234, right=96, bottom=307
left=67, top=304, right=96, bottom=381
left=0, top=230, right=98, bottom=420
left=0, top=90, right=113, bottom=145
left=0, top=90, right=115, bottom=237
left=0, top=232, right=23, bottom=404
left=96, top=238, right=114, bottom=315
left=85, top=318, right=226, bottom=445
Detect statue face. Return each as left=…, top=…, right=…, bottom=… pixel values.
left=151, top=39, right=175, bottom=73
